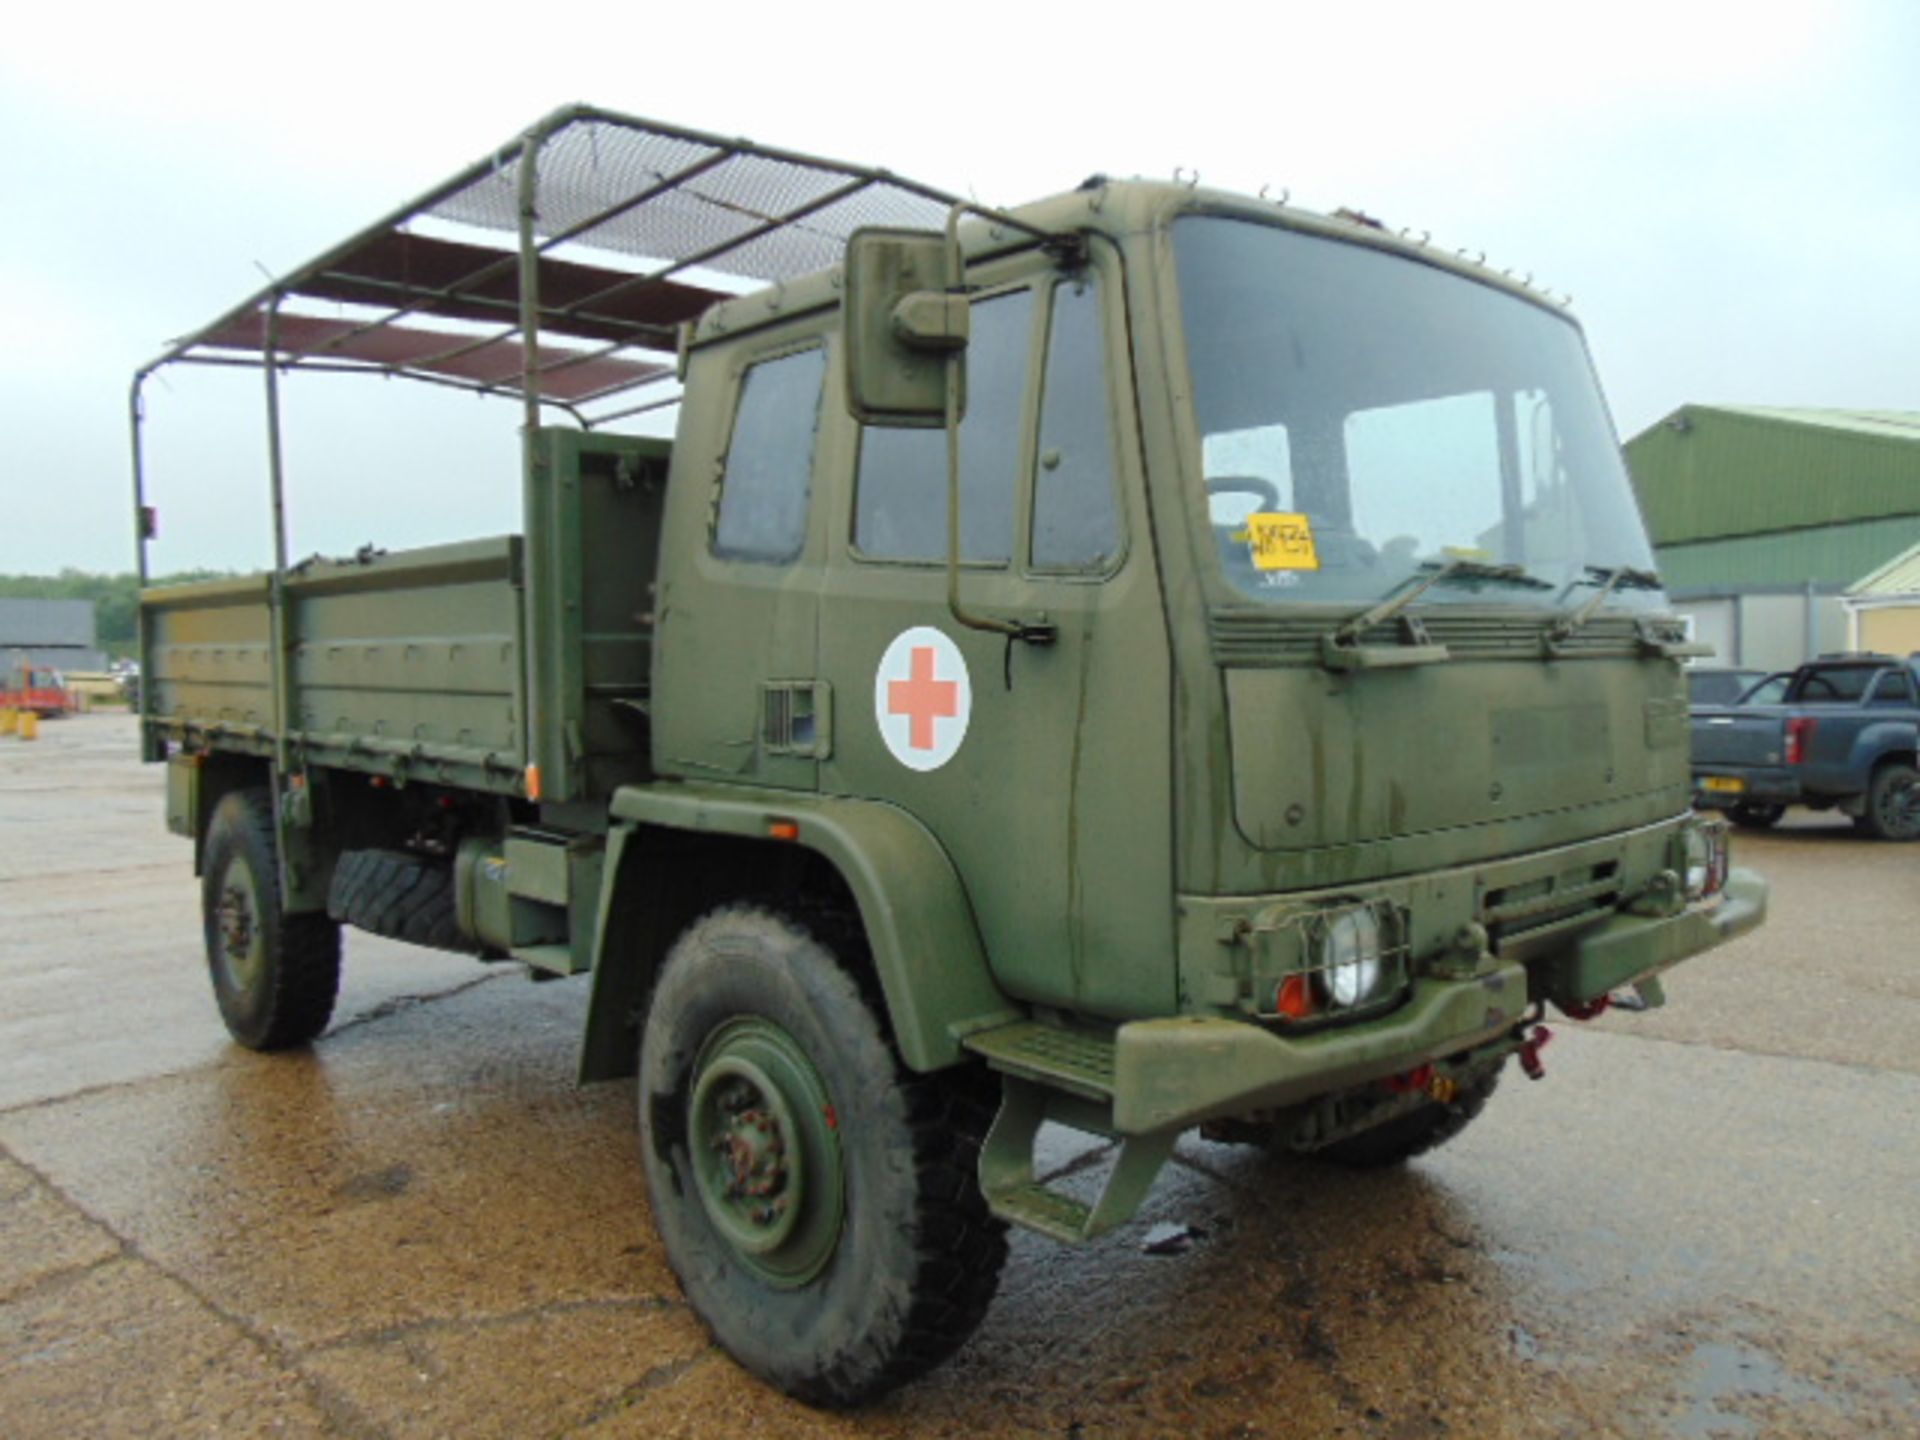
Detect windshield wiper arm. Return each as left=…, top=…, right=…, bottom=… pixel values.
left=1327, top=558, right=1551, bottom=649
left=1550, top=563, right=1663, bottom=641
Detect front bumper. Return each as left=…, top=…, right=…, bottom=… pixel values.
left=1544, top=866, right=1766, bottom=1001
left=1109, top=867, right=1767, bottom=1135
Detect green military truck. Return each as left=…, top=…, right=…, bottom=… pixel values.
left=134, top=107, right=1765, bottom=1404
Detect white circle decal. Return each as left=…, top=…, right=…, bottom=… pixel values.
left=874, top=626, right=971, bottom=772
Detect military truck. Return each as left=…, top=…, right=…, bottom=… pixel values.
left=134, top=107, right=1766, bottom=1404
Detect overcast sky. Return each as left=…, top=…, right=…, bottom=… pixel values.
left=2, top=0, right=1915, bottom=575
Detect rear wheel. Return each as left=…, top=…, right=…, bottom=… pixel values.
left=200, top=788, right=341, bottom=1049
left=638, top=903, right=1006, bottom=1407
left=1856, top=762, right=1920, bottom=841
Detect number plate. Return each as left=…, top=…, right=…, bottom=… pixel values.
left=1701, top=776, right=1746, bottom=795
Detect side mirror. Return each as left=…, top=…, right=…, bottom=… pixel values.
left=843, top=227, right=968, bottom=428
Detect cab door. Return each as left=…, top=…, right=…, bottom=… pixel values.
left=818, top=242, right=1174, bottom=1020
left=652, top=333, right=834, bottom=792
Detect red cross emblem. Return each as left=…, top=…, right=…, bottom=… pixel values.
left=874, top=627, right=972, bottom=772
left=888, top=645, right=958, bottom=751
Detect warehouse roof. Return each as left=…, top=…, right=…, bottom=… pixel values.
left=0, top=598, right=96, bottom=648
left=1657, top=514, right=1920, bottom=595
left=1848, top=537, right=1920, bottom=597
left=1626, top=405, right=1920, bottom=574
left=1699, top=406, right=1920, bottom=442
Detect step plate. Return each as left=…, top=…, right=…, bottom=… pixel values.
left=988, top=1182, right=1095, bottom=1245
left=965, top=1021, right=1116, bottom=1101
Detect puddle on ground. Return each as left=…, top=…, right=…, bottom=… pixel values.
left=1671, top=1340, right=1834, bottom=1438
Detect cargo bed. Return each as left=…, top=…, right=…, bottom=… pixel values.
left=141, top=430, right=668, bottom=803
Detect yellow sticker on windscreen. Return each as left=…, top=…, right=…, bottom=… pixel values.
left=1245, top=512, right=1320, bottom=571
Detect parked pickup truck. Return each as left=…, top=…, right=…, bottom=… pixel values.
left=1692, top=653, right=1920, bottom=838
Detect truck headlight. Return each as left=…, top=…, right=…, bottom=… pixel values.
left=1319, top=907, right=1386, bottom=1007
left=1684, top=819, right=1729, bottom=900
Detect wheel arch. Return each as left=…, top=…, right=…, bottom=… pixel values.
left=186, top=751, right=274, bottom=876
left=1848, top=723, right=1919, bottom=780
left=579, top=786, right=1019, bottom=1082
left=1860, top=747, right=1920, bottom=840
left=1864, top=741, right=1920, bottom=774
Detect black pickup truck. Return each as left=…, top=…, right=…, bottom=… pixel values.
left=1692, top=654, right=1920, bottom=838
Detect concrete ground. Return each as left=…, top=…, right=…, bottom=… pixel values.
left=3, top=714, right=1916, bottom=1438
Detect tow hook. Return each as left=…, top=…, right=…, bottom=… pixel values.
left=1559, top=994, right=1611, bottom=1021
left=1381, top=1063, right=1433, bottom=1094
left=1518, top=1025, right=1554, bottom=1081
left=1380, top=1064, right=1460, bottom=1104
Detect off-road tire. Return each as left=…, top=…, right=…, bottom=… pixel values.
left=638, top=903, right=1007, bottom=1407
left=201, top=788, right=341, bottom=1050
left=1728, top=802, right=1785, bottom=831
left=1855, top=762, right=1920, bottom=842
left=328, top=848, right=471, bottom=952
left=1315, top=1065, right=1504, bottom=1169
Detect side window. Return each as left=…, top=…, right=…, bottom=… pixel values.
left=855, top=289, right=1034, bottom=563
left=1032, top=277, right=1121, bottom=570
left=713, top=346, right=827, bottom=564
left=1871, top=670, right=1915, bottom=706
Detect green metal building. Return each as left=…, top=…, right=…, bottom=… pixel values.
left=1624, top=406, right=1920, bottom=669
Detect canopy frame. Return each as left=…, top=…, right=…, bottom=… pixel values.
left=128, top=104, right=999, bottom=766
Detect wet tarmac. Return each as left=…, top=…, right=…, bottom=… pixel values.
left=4, top=715, right=1917, bottom=1437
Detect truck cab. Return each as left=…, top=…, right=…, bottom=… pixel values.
left=656, top=178, right=1754, bottom=1032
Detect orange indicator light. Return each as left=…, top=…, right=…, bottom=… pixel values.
left=1275, top=973, right=1315, bottom=1020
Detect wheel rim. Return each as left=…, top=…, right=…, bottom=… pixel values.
left=688, top=1017, right=845, bottom=1288
left=1881, top=774, right=1920, bottom=838
left=215, top=859, right=264, bottom=993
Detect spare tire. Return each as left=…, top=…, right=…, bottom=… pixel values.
left=327, top=848, right=474, bottom=952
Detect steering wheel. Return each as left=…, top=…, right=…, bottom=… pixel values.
left=1206, top=475, right=1283, bottom=512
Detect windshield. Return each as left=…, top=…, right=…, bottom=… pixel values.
left=1174, top=216, right=1663, bottom=611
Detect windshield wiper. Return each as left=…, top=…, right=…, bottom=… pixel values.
left=1320, top=559, right=1551, bottom=670
left=1328, top=559, right=1552, bottom=645
left=1549, top=564, right=1663, bottom=642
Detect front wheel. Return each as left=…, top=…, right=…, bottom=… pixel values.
left=1855, top=763, right=1920, bottom=841
left=200, top=788, right=341, bottom=1049
left=637, top=903, right=1006, bottom=1407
